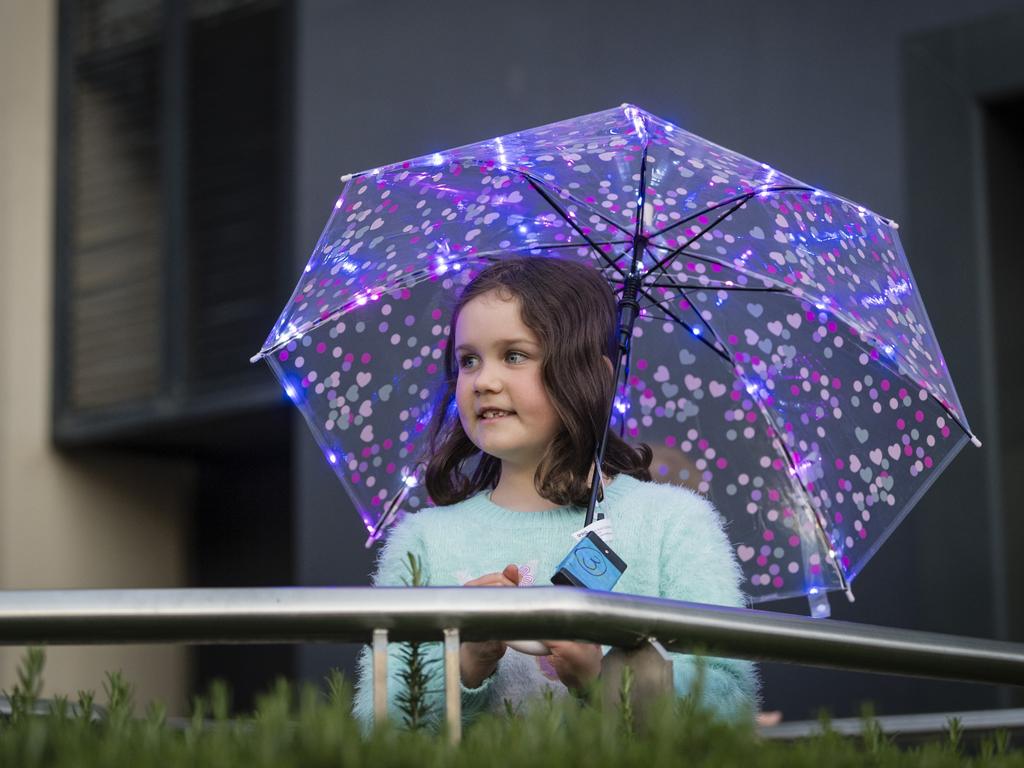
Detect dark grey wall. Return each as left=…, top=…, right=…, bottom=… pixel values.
left=290, top=0, right=1024, bottom=719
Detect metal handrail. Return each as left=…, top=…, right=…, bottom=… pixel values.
left=2, top=586, right=1022, bottom=743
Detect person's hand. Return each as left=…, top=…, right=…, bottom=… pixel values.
left=541, top=640, right=604, bottom=693
left=459, top=564, right=520, bottom=688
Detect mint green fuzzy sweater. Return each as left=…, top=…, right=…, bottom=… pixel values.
left=352, top=474, right=759, bottom=730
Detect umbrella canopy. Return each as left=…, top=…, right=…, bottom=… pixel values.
left=252, top=104, right=977, bottom=605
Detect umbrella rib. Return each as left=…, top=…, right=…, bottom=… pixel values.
left=516, top=169, right=635, bottom=239
left=471, top=240, right=634, bottom=258
left=647, top=196, right=753, bottom=279
left=607, top=274, right=789, bottom=294
left=367, top=482, right=411, bottom=542
left=641, top=185, right=813, bottom=307
left=650, top=285, right=852, bottom=594
left=648, top=247, right=791, bottom=288
left=644, top=244, right=799, bottom=297
left=635, top=286, right=734, bottom=366
left=745, top=393, right=853, bottom=593
left=632, top=293, right=847, bottom=571
left=523, top=176, right=632, bottom=281
left=633, top=122, right=651, bottom=247
left=649, top=185, right=815, bottom=242
left=647, top=282, right=788, bottom=293
left=352, top=159, right=636, bottom=240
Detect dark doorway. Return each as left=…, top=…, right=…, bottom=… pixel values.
left=984, top=95, right=1024, bottom=692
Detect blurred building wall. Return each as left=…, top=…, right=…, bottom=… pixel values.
left=0, top=0, right=191, bottom=715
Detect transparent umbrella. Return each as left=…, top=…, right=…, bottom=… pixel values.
left=251, top=104, right=978, bottom=612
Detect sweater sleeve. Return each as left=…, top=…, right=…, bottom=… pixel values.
left=656, top=488, right=760, bottom=722
left=351, top=512, right=496, bottom=733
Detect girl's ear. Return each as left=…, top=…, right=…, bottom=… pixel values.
left=602, top=355, right=614, bottom=377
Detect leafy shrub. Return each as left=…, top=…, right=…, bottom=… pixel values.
left=0, top=649, right=1020, bottom=767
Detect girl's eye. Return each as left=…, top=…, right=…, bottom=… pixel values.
left=457, top=351, right=528, bottom=370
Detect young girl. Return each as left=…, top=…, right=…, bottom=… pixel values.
left=352, top=257, right=758, bottom=730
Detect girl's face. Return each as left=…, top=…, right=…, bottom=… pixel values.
left=453, top=290, right=562, bottom=471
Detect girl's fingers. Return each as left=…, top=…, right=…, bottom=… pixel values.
left=464, top=572, right=518, bottom=587
left=502, top=563, right=520, bottom=585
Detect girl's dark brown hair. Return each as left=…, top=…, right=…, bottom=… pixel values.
left=424, top=256, right=652, bottom=507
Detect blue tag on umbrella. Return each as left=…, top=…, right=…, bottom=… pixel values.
left=550, top=531, right=627, bottom=591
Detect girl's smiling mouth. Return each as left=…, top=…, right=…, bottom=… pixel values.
left=479, top=409, right=515, bottom=420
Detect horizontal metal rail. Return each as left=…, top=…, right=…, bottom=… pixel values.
left=1, top=586, right=1022, bottom=688
left=761, top=707, right=1024, bottom=742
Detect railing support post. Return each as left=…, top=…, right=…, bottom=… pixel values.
left=443, top=627, right=461, bottom=745
left=601, top=637, right=673, bottom=727
left=372, top=628, right=388, bottom=725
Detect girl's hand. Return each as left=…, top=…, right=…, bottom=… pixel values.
left=459, top=564, right=520, bottom=688
left=541, top=640, right=604, bottom=692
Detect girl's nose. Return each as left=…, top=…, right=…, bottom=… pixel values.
left=472, top=360, right=502, bottom=393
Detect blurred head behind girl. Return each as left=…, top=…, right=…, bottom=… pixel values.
left=424, top=257, right=652, bottom=507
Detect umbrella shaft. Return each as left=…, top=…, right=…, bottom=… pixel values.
left=586, top=257, right=644, bottom=526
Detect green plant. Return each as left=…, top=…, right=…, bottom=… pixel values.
left=1, top=648, right=1022, bottom=768
left=394, top=551, right=441, bottom=731
left=1, top=646, right=44, bottom=722
left=947, top=715, right=963, bottom=755
left=618, top=664, right=635, bottom=736
left=858, top=702, right=893, bottom=763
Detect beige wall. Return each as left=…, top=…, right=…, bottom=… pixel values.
left=0, top=0, right=192, bottom=715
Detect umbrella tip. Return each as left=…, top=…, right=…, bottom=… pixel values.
left=249, top=352, right=263, bottom=364
left=970, top=434, right=983, bottom=448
